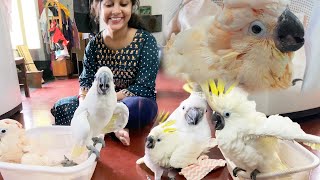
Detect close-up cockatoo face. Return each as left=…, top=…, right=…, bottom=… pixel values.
left=164, top=0, right=306, bottom=91
left=210, top=87, right=256, bottom=130
left=145, top=128, right=165, bottom=150
left=94, top=66, right=115, bottom=95
left=215, top=0, right=304, bottom=89
left=201, top=80, right=257, bottom=131
left=145, top=122, right=177, bottom=150
left=228, top=8, right=304, bottom=53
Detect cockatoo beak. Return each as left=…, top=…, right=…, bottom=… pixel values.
left=273, top=8, right=305, bottom=53
left=146, top=136, right=155, bottom=149
left=185, top=107, right=204, bottom=125
left=97, top=72, right=111, bottom=95
left=212, top=112, right=225, bottom=130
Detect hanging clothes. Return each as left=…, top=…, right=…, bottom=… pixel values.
left=72, top=21, right=80, bottom=49
left=39, top=9, right=53, bottom=44
left=39, top=8, right=54, bottom=54
left=49, top=21, right=69, bottom=47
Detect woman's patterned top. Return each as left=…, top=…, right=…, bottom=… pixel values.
left=79, top=29, right=159, bottom=100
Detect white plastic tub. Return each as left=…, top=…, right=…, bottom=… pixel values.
left=222, top=141, right=320, bottom=180
left=0, top=126, right=102, bottom=180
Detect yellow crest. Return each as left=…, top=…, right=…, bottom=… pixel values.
left=201, top=79, right=237, bottom=97
left=163, top=127, right=177, bottom=134
left=161, top=119, right=176, bottom=128
left=153, top=110, right=177, bottom=134
left=157, top=111, right=170, bottom=124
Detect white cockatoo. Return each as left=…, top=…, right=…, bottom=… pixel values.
left=0, top=119, right=26, bottom=163
left=201, top=80, right=320, bottom=180
left=70, top=66, right=129, bottom=160
left=164, top=0, right=305, bottom=92
left=0, top=119, right=70, bottom=166
left=136, top=93, right=216, bottom=180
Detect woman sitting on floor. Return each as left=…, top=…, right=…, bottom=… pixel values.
left=51, top=0, right=160, bottom=146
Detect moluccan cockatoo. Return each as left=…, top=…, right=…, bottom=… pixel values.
left=70, top=66, right=129, bottom=160
left=164, top=0, right=305, bottom=92
left=201, top=80, right=320, bottom=180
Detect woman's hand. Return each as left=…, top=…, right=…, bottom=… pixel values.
left=117, top=91, right=126, bottom=101
left=78, top=96, right=85, bottom=104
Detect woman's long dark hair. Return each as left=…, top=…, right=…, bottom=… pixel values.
left=127, top=0, right=148, bottom=30
left=90, top=0, right=148, bottom=33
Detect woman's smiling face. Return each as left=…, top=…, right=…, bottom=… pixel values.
left=101, top=0, right=133, bottom=31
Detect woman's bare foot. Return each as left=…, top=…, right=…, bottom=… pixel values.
left=115, top=128, right=130, bottom=146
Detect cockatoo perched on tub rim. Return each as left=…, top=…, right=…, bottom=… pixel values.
left=70, top=66, right=129, bottom=161
left=164, top=0, right=305, bottom=92
left=201, top=80, right=320, bottom=180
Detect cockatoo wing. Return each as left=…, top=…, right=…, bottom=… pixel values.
left=169, top=138, right=217, bottom=169
left=251, top=115, right=320, bottom=150
left=102, top=102, right=129, bottom=134
left=70, top=110, right=91, bottom=158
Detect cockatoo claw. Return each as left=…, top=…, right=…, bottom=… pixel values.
left=92, top=137, right=106, bottom=148
left=87, top=145, right=100, bottom=161
left=250, top=169, right=260, bottom=180
left=168, top=168, right=178, bottom=180
left=232, top=167, right=246, bottom=177
left=61, top=155, right=78, bottom=167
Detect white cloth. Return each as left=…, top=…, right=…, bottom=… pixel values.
left=39, top=9, right=54, bottom=44
left=0, top=2, right=22, bottom=114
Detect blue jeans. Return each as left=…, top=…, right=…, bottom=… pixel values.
left=51, top=96, right=158, bottom=129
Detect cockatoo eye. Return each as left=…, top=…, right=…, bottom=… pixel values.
left=1, top=129, right=6, bottom=133
left=157, top=138, right=161, bottom=142
left=223, top=112, right=231, bottom=118
left=182, top=106, right=185, bottom=110
left=249, top=21, right=266, bottom=36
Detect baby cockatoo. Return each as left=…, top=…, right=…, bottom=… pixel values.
left=164, top=0, right=304, bottom=92
left=0, top=119, right=26, bottom=163
left=137, top=93, right=215, bottom=180
left=70, top=66, right=129, bottom=160
left=201, top=80, right=320, bottom=180
left=137, top=120, right=180, bottom=180
left=0, top=119, right=74, bottom=166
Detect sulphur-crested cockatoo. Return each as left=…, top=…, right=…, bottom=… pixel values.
left=136, top=93, right=215, bottom=180
left=201, top=80, right=320, bottom=180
